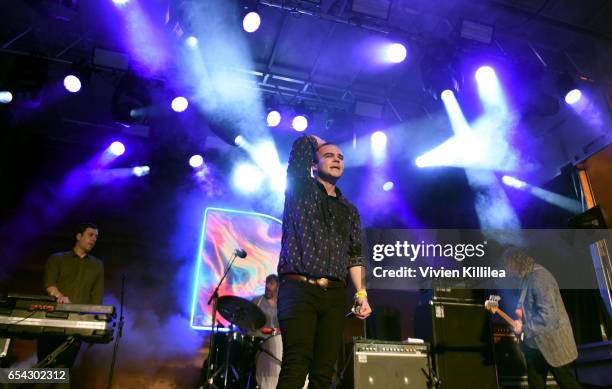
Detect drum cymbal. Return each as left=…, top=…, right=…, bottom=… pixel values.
left=217, top=295, right=266, bottom=331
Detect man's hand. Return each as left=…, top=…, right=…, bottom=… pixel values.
left=47, top=286, right=71, bottom=304
left=355, top=296, right=372, bottom=320
left=513, top=320, right=523, bottom=335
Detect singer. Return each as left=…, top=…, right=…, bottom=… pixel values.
left=277, top=134, right=371, bottom=389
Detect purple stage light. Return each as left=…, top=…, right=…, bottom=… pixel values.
left=415, top=156, right=426, bottom=168
left=132, top=166, right=150, bottom=177
left=501, top=175, right=527, bottom=189
left=266, top=110, right=281, bottom=127
left=63, top=75, right=82, bottom=93
left=370, top=131, right=387, bottom=149
left=234, top=135, right=246, bottom=147
left=171, top=96, right=189, bottom=112
left=233, top=163, right=264, bottom=194
left=382, top=181, right=394, bottom=191
left=292, top=115, right=308, bottom=132
left=185, top=36, right=198, bottom=48
left=475, top=66, right=496, bottom=84
left=440, top=89, right=454, bottom=101
left=109, top=141, right=125, bottom=156
left=565, top=89, right=582, bottom=105
left=242, top=11, right=261, bottom=33
left=385, top=43, right=407, bottom=63
left=189, top=154, right=204, bottom=168
left=0, top=91, right=12, bottom=104
left=475, top=65, right=507, bottom=110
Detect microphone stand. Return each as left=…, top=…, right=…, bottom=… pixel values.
left=107, top=274, right=126, bottom=389
left=204, top=250, right=241, bottom=388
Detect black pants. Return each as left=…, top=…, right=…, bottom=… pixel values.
left=523, top=346, right=582, bottom=389
left=277, top=279, right=345, bottom=389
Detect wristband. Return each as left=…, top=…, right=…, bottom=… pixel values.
left=354, top=290, right=368, bottom=299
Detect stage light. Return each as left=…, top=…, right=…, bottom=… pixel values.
left=292, top=115, right=308, bottom=132
left=440, top=88, right=471, bottom=135
left=556, top=73, right=583, bottom=106
left=415, top=156, right=426, bottom=168
left=189, top=154, right=204, bottom=168
left=440, top=89, right=454, bottom=101
left=132, top=166, right=150, bottom=177
left=112, top=0, right=129, bottom=6
left=111, top=74, right=151, bottom=125
left=501, top=175, right=527, bottom=189
left=475, top=66, right=495, bottom=84
left=385, top=43, right=407, bottom=63
left=371, top=131, right=387, bottom=148
left=420, top=43, right=463, bottom=100
left=565, top=89, right=582, bottom=105
left=266, top=110, right=281, bottom=127
left=63, top=75, right=81, bottom=93
left=501, top=175, right=581, bottom=213
left=474, top=65, right=507, bottom=110
left=234, top=135, right=246, bottom=147
left=185, top=36, right=198, bottom=48
left=109, top=141, right=125, bottom=156
left=382, top=181, right=394, bottom=191
left=0, top=91, right=12, bottom=104
left=232, top=163, right=264, bottom=194
left=171, top=96, right=189, bottom=112
left=242, top=11, right=261, bottom=33
left=371, top=131, right=388, bottom=164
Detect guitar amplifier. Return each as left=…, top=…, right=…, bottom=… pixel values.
left=349, top=339, right=431, bottom=389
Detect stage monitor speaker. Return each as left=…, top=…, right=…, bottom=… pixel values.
left=350, top=339, right=431, bottom=389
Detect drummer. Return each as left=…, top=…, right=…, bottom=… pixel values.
left=251, top=274, right=282, bottom=389
left=251, top=274, right=280, bottom=336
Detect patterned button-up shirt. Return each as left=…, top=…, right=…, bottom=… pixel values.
left=277, top=135, right=365, bottom=280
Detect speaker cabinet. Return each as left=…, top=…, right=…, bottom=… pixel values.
left=415, top=299, right=499, bottom=388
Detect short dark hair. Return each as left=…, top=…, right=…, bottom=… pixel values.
left=75, top=222, right=98, bottom=238
left=316, top=142, right=337, bottom=151
left=265, top=274, right=279, bottom=284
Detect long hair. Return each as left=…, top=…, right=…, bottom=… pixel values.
left=502, top=246, right=535, bottom=276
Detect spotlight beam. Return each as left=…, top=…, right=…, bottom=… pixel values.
left=475, top=66, right=507, bottom=112
left=502, top=175, right=582, bottom=213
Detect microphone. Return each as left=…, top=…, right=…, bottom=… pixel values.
left=235, top=248, right=247, bottom=258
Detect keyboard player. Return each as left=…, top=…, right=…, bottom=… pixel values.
left=38, top=222, right=104, bottom=379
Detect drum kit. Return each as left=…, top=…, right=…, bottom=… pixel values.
left=205, top=295, right=281, bottom=389
left=202, top=249, right=283, bottom=389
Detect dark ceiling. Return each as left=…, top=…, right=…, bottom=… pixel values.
left=1, top=0, right=611, bottom=178
left=3, top=0, right=611, bottom=113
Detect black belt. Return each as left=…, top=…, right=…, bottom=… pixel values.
left=281, top=274, right=346, bottom=289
